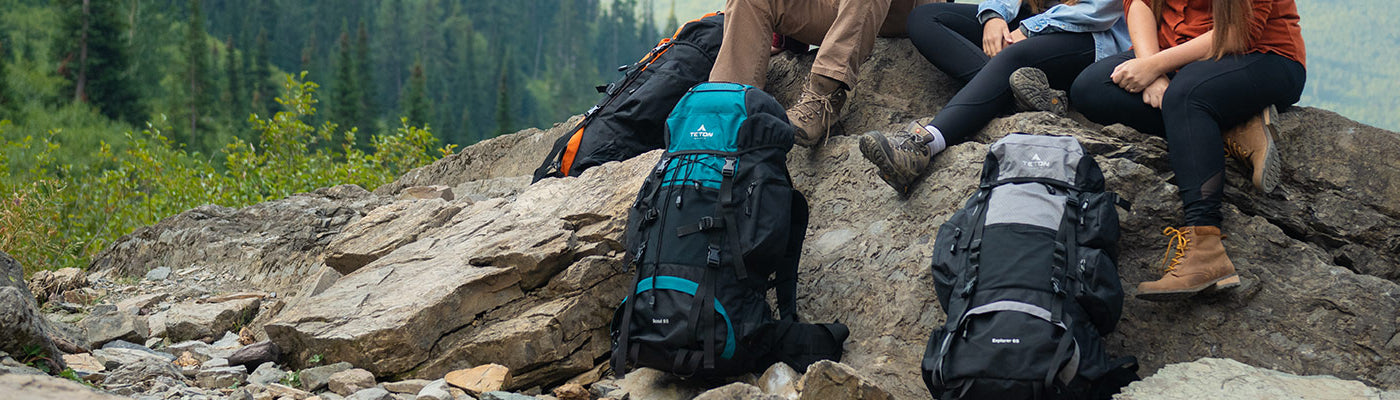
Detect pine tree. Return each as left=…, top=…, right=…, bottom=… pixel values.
left=495, top=56, right=512, bottom=136
left=402, top=60, right=430, bottom=128
left=55, top=0, right=144, bottom=124
left=250, top=28, right=273, bottom=116
left=182, top=0, right=216, bottom=148
left=0, top=38, right=13, bottom=116
left=354, top=21, right=376, bottom=136
left=300, top=30, right=318, bottom=77
left=223, top=36, right=245, bottom=125
left=665, top=0, right=680, bottom=36
left=331, top=23, right=361, bottom=139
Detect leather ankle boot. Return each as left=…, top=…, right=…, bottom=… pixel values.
left=1136, top=226, right=1240, bottom=301
left=788, top=74, right=848, bottom=148
left=1222, top=105, right=1282, bottom=192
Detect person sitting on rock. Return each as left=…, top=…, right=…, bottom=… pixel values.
left=1069, top=0, right=1305, bottom=301
left=859, top=0, right=1130, bottom=195
left=710, top=0, right=946, bottom=148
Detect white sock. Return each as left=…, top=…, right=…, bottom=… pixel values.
left=923, top=125, right=947, bottom=155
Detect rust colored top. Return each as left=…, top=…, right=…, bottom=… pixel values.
left=1125, top=0, right=1305, bottom=66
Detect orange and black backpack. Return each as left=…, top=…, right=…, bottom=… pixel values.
left=533, top=12, right=725, bottom=182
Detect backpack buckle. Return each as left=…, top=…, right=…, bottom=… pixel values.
left=707, top=245, right=722, bottom=267
left=722, top=158, right=736, bottom=177
left=698, top=216, right=715, bottom=230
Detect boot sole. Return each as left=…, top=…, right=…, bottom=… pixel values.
left=859, top=133, right=912, bottom=195
left=1257, top=105, right=1282, bottom=192
left=1010, top=68, right=1068, bottom=116
left=1135, top=274, right=1240, bottom=302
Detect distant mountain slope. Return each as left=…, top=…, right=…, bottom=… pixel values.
left=652, top=0, right=1400, bottom=131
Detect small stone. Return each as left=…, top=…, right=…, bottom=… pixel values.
left=551, top=383, right=589, bottom=400
left=328, top=368, right=377, bottom=396
left=148, top=311, right=168, bottom=338
left=445, top=363, right=513, bottom=395
left=117, top=293, right=169, bottom=315
left=299, top=361, right=353, bottom=391
left=146, top=267, right=173, bottom=281
left=61, top=353, right=105, bottom=373
left=204, top=358, right=231, bottom=368
left=228, top=340, right=282, bottom=369
left=266, top=382, right=315, bottom=399
left=91, top=348, right=172, bottom=370
left=757, top=362, right=800, bottom=399
left=348, top=387, right=394, bottom=400
left=795, top=361, right=892, bottom=400
left=480, top=392, right=536, bottom=400
left=212, top=331, right=244, bottom=348
left=416, top=379, right=453, bottom=400
left=174, top=351, right=202, bottom=367
left=195, top=365, right=249, bottom=389
left=384, top=379, right=432, bottom=394
left=695, top=383, right=777, bottom=400
left=249, top=362, right=286, bottom=386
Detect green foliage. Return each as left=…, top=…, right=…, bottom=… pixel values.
left=0, top=73, right=450, bottom=273
left=54, top=0, right=144, bottom=124
left=281, top=370, right=302, bottom=388
left=60, top=368, right=98, bottom=388
left=307, top=353, right=324, bottom=365
left=18, top=345, right=52, bottom=374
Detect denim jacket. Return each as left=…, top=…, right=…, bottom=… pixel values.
left=977, top=0, right=1131, bottom=61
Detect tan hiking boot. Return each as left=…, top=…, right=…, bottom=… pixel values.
left=1136, top=226, right=1241, bottom=301
left=1222, top=105, right=1282, bottom=192
left=789, top=74, right=848, bottom=148
left=859, top=122, right=933, bottom=195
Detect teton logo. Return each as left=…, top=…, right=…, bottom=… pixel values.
left=1023, top=153, right=1052, bottom=169
left=652, top=318, right=671, bottom=324
left=690, top=124, right=714, bottom=139
left=991, top=337, right=1021, bottom=344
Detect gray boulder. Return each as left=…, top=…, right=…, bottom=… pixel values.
left=695, top=383, right=783, bottom=400
left=0, top=251, right=66, bottom=373
left=299, top=361, right=354, bottom=392
left=0, top=373, right=128, bottom=400
left=194, top=365, right=248, bottom=389
left=80, top=306, right=147, bottom=349
left=1116, top=358, right=1399, bottom=399
left=247, top=362, right=285, bottom=386
left=164, top=298, right=260, bottom=341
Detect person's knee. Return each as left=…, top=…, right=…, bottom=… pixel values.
left=1070, top=71, right=1112, bottom=122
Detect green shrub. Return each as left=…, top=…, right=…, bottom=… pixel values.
left=0, top=73, right=453, bottom=274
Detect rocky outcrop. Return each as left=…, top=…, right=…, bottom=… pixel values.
left=88, top=185, right=390, bottom=296
left=1115, top=358, right=1400, bottom=400
left=79, top=37, right=1400, bottom=400
left=264, top=155, right=637, bottom=389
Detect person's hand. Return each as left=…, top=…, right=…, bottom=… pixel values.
left=1110, top=57, right=1164, bottom=93
left=983, top=18, right=1011, bottom=57
left=1007, top=27, right=1027, bottom=44
left=1141, top=76, right=1170, bottom=108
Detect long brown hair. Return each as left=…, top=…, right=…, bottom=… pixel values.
left=1150, top=0, right=1251, bottom=59
left=1027, top=0, right=1081, bottom=14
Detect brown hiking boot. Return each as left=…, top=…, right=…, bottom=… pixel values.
left=1222, top=105, right=1282, bottom=192
left=1009, top=67, right=1068, bottom=116
left=1137, top=226, right=1241, bottom=301
left=789, top=74, right=848, bottom=148
left=859, top=122, right=933, bottom=195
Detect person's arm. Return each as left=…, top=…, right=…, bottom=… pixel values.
left=978, top=0, right=1022, bottom=56
left=1246, top=0, right=1275, bottom=44
left=1125, top=0, right=1159, bottom=58
left=1015, top=0, right=1124, bottom=37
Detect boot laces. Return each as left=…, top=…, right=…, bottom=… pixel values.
left=796, top=89, right=839, bottom=144
left=1225, top=139, right=1253, bottom=161
left=1159, top=227, right=1192, bottom=273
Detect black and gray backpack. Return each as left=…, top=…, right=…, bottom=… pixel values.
left=610, top=82, right=847, bottom=377
left=922, top=134, right=1139, bottom=399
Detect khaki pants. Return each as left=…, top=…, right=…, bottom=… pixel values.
left=711, top=0, right=935, bottom=89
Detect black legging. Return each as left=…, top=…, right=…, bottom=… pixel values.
left=907, top=3, right=1096, bottom=144
left=1071, top=51, right=1306, bottom=227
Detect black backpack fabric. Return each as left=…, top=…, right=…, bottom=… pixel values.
left=922, top=134, right=1139, bottom=400
left=533, top=13, right=725, bottom=182
left=610, top=82, right=848, bottom=378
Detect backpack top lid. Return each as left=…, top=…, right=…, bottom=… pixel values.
left=666, top=82, right=748, bottom=154
left=982, top=133, right=1105, bottom=191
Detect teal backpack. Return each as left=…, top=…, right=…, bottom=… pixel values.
left=610, top=82, right=848, bottom=377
